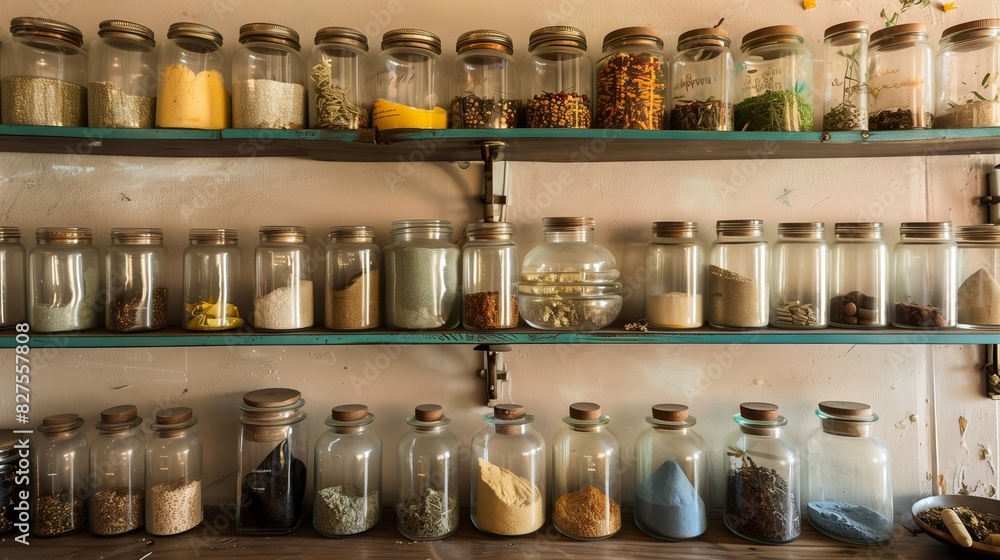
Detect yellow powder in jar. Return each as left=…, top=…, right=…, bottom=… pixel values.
left=157, top=64, right=230, bottom=129
left=474, top=457, right=544, bottom=535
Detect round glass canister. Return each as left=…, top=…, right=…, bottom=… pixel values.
left=28, top=227, right=100, bottom=333
left=734, top=25, right=813, bottom=131
left=1, top=17, right=87, bottom=126
left=0, top=430, right=25, bottom=535
left=183, top=228, right=243, bottom=331
left=32, top=414, right=88, bottom=537
left=254, top=226, right=313, bottom=331
left=891, top=222, right=956, bottom=328
left=596, top=26, right=667, bottom=130
left=724, top=402, right=801, bottom=544
left=451, top=30, right=520, bottom=129
left=771, top=222, right=828, bottom=329
left=524, top=26, right=593, bottom=128
left=88, top=20, right=157, bottom=128
left=371, top=29, right=446, bottom=130
left=822, top=22, right=868, bottom=132
left=308, top=27, right=370, bottom=129
left=105, top=228, right=168, bottom=333
left=326, top=226, right=380, bottom=330
left=145, top=407, right=202, bottom=536
left=237, top=388, right=308, bottom=534
left=89, top=405, right=144, bottom=536
left=463, top=222, right=518, bottom=330
left=156, top=22, right=229, bottom=129
left=645, top=221, right=703, bottom=329
left=708, top=220, right=768, bottom=328
left=383, top=219, right=459, bottom=330
left=470, top=404, right=545, bottom=536
left=313, top=404, right=382, bottom=537
left=670, top=27, right=734, bottom=131
left=830, top=223, right=888, bottom=328
left=396, top=404, right=460, bottom=540
left=232, top=23, right=305, bottom=129
left=936, top=19, right=1000, bottom=128
left=0, top=227, right=26, bottom=329
left=868, top=23, right=934, bottom=130
left=956, top=224, right=1000, bottom=328
left=552, top=402, right=621, bottom=541
left=805, top=401, right=892, bottom=545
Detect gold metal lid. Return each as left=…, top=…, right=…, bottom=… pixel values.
left=98, top=20, right=155, bottom=48
left=167, top=22, right=223, bottom=47
left=465, top=221, right=514, bottom=239
left=329, top=226, right=375, bottom=241
left=528, top=25, right=587, bottom=52
left=456, top=29, right=513, bottom=55
left=677, top=27, right=730, bottom=49
left=956, top=224, right=1000, bottom=242
left=899, top=221, right=953, bottom=239
left=189, top=228, right=237, bottom=244
left=602, top=26, right=663, bottom=52
left=381, top=28, right=441, bottom=55
left=259, top=225, right=307, bottom=243
left=111, top=227, right=163, bottom=244
left=10, top=17, right=83, bottom=48
left=35, top=227, right=93, bottom=244
left=652, top=221, right=698, bottom=238
left=314, top=26, right=368, bottom=51
left=741, top=25, right=804, bottom=52
left=716, top=219, right=764, bottom=236
left=239, top=22, right=300, bottom=51
left=835, top=222, right=884, bottom=238
left=542, top=216, right=595, bottom=232
left=0, top=226, right=20, bottom=242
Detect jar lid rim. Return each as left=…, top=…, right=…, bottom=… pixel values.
left=167, top=21, right=223, bottom=47
left=381, top=28, right=441, bottom=54
left=456, top=29, right=514, bottom=55
left=741, top=25, right=804, bottom=50
left=10, top=16, right=83, bottom=47
left=98, top=20, right=156, bottom=47
left=602, top=26, right=664, bottom=51
left=239, top=22, right=301, bottom=51
left=314, top=26, right=369, bottom=49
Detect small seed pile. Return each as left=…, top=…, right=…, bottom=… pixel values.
left=254, top=280, right=314, bottom=330
left=709, top=265, right=765, bottom=327
left=934, top=100, right=1000, bottom=128
left=326, top=269, right=379, bottom=330
left=525, top=92, right=591, bottom=128
left=553, top=485, right=621, bottom=539
left=385, top=247, right=458, bottom=329
left=148, top=477, right=202, bottom=535
left=671, top=99, right=731, bottom=131
left=917, top=506, right=1000, bottom=542
left=31, top=267, right=99, bottom=332
left=521, top=296, right=619, bottom=330
left=310, top=60, right=369, bottom=129
left=108, top=287, right=168, bottom=332
left=449, top=94, right=520, bottom=128
left=596, top=52, right=665, bottom=129
left=233, top=79, right=305, bottom=129
left=35, top=489, right=87, bottom=535
left=1, top=76, right=87, bottom=127
left=89, top=81, right=155, bottom=128
left=831, top=290, right=879, bottom=326
left=397, top=487, right=458, bottom=539
left=773, top=300, right=818, bottom=327
left=464, top=291, right=518, bottom=329
left=894, top=302, right=947, bottom=327
left=91, top=487, right=144, bottom=535
left=823, top=100, right=864, bottom=131
left=314, top=484, right=379, bottom=535
left=869, top=108, right=933, bottom=130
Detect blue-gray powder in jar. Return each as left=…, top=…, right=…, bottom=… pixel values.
left=807, top=501, right=893, bottom=544
left=635, top=460, right=707, bottom=539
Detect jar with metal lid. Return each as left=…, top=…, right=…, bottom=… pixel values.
left=371, top=29, right=446, bottom=130
left=0, top=430, right=25, bottom=535
left=32, top=414, right=88, bottom=537
left=308, top=27, right=370, bottom=129
left=830, top=223, right=888, bottom=328
left=183, top=228, right=243, bottom=331
left=450, top=30, right=519, bottom=129
left=1, top=17, right=87, bottom=127
left=88, top=20, right=157, bottom=128
left=868, top=24, right=934, bottom=130
left=936, top=19, right=1000, bottom=128
left=805, top=401, right=892, bottom=545
left=891, top=222, right=957, bottom=328
left=595, top=27, right=667, bottom=130
left=156, top=22, right=229, bottom=129
left=383, top=219, right=459, bottom=330
left=105, top=228, right=169, bottom=332
left=254, top=226, right=313, bottom=331
left=822, top=22, right=868, bottom=131
left=326, top=226, right=379, bottom=330
left=771, top=222, right=828, bottom=328
left=145, top=407, right=202, bottom=536
left=524, top=26, right=593, bottom=128
left=670, top=27, right=734, bottom=131
left=313, top=404, right=382, bottom=537
left=89, top=405, right=144, bottom=536
left=709, top=220, right=768, bottom=328
left=724, top=402, right=800, bottom=544
left=232, top=23, right=306, bottom=129
left=0, top=227, right=26, bottom=329
left=237, top=388, right=308, bottom=534
left=396, top=404, right=460, bottom=540
left=470, top=404, right=545, bottom=536
left=28, top=227, right=99, bottom=332
left=645, top=222, right=703, bottom=328
left=734, top=25, right=813, bottom=131
left=463, top=222, right=518, bottom=330
left=955, top=224, right=1000, bottom=328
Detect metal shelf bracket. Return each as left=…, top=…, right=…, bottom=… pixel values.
left=480, top=141, right=508, bottom=223
left=475, top=343, right=511, bottom=407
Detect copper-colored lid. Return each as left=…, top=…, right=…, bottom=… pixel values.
left=740, top=402, right=779, bottom=421
left=156, top=407, right=193, bottom=425
left=494, top=403, right=525, bottom=420
left=243, top=388, right=301, bottom=408
left=415, top=404, right=444, bottom=422
left=332, top=404, right=368, bottom=421
left=569, top=402, right=602, bottom=420
left=101, top=404, right=138, bottom=424
left=652, top=403, right=689, bottom=422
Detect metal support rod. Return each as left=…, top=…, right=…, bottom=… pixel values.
left=986, top=345, right=1000, bottom=400
left=475, top=343, right=511, bottom=407
left=981, top=165, right=1000, bottom=399
left=480, top=142, right=508, bottom=223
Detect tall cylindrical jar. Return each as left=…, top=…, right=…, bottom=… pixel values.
left=105, top=228, right=168, bottom=333
left=868, top=24, right=934, bottom=130
left=371, top=29, right=446, bottom=130
left=156, top=22, right=229, bottom=129
left=1, top=17, right=87, bottom=126
left=145, top=407, right=202, bottom=536
left=0, top=430, right=27, bottom=535
left=936, top=19, right=1000, bottom=128
left=313, top=404, right=382, bottom=537
left=32, top=414, right=88, bottom=537
left=724, top=402, right=800, bottom=544
left=595, top=27, right=667, bottom=130
left=396, top=404, right=460, bottom=540
left=463, top=222, right=518, bottom=330
left=383, top=219, right=459, bottom=330
left=28, top=227, right=100, bottom=333
left=88, top=20, right=157, bottom=128
left=771, top=222, right=828, bottom=328
left=254, top=226, right=313, bottom=331
left=451, top=30, right=520, bottom=129
left=470, top=404, right=545, bottom=536
left=645, top=221, right=703, bottom=328
left=830, top=223, right=888, bottom=328
left=326, top=226, right=380, bottom=330
left=709, top=220, right=768, bottom=328
left=822, top=22, right=868, bottom=131
left=183, top=228, right=243, bottom=331
left=89, top=405, right=144, bottom=536
left=891, top=222, right=957, bottom=328
left=956, top=224, right=1000, bottom=328
left=237, top=388, right=308, bottom=534
left=0, top=227, right=26, bottom=329
left=670, top=27, right=734, bottom=131
left=232, top=23, right=305, bottom=129
left=308, top=27, right=370, bottom=129
left=524, top=26, right=593, bottom=128
left=805, top=401, right=892, bottom=545
left=735, top=26, right=813, bottom=131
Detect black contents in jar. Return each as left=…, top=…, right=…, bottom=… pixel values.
left=868, top=108, right=932, bottom=130
left=240, top=439, right=307, bottom=530
left=830, top=290, right=879, bottom=326
left=670, top=99, right=730, bottom=131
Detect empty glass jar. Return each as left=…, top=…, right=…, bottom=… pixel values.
left=28, top=227, right=100, bottom=332
left=313, top=404, right=382, bottom=537
left=254, top=226, right=313, bottom=331
left=822, top=22, right=868, bottom=131
left=735, top=25, right=813, bottom=131
left=891, top=222, right=957, bottom=328
left=88, top=20, right=158, bottom=128
left=524, top=26, right=593, bottom=128
left=596, top=27, right=667, bottom=130
left=709, top=220, right=768, bottom=328
left=105, top=228, right=168, bottom=333
left=156, top=22, right=228, bottom=129
left=308, top=27, right=370, bottom=129
left=830, top=223, right=888, bottom=328
left=868, top=24, right=934, bottom=130
left=671, top=26, right=734, bottom=131
left=0, top=227, right=26, bottom=329
left=89, top=405, right=144, bottom=536
left=463, top=222, right=518, bottom=330
left=326, top=226, right=380, bottom=330
left=936, top=19, right=1000, bottom=128
left=145, top=407, right=202, bottom=536
left=956, top=224, right=1000, bottom=328
left=232, top=23, right=305, bottom=129
left=183, top=228, right=243, bottom=331
left=451, top=30, right=519, bottom=129
left=33, top=414, right=88, bottom=537
left=771, top=222, right=828, bottom=328
left=645, top=221, right=703, bottom=328
left=372, top=29, right=446, bottom=129
left=383, top=219, right=460, bottom=330
left=396, top=404, right=460, bottom=540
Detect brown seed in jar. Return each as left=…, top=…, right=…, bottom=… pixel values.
left=858, top=318, right=877, bottom=326
left=844, top=316, right=859, bottom=325
left=843, top=302, right=857, bottom=317
left=859, top=294, right=878, bottom=309
left=845, top=290, right=862, bottom=303
left=855, top=308, right=876, bottom=321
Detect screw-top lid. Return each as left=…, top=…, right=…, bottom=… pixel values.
left=98, top=20, right=155, bottom=48
left=243, top=388, right=301, bottom=408
left=493, top=403, right=525, bottom=420
left=778, top=222, right=824, bottom=238
left=259, top=225, right=307, bottom=243
left=381, top=28, right=441, bottom=55
left=0, top=226, right=21, bottom=243
left=652, top=221, right=698, bottom=238
left=329, top=226, right=375, bottom=241
left=456, top=29, right=513, bottom=55
left=740, top=25, right=804, bottom=52
left=824, top=21, right=868, bottom=40
left=569, top=402, right=601, bottom=420
left=870, top=23, right=929, bottom=47
left=10, top=17, right=83, bottom=48
left=740, top=402, right=780, bottom=421
left=189, top=228, right=237, bottom=244
left=834, top=222, right=883, bottom=238
left=956, top=224, right=1000, bottom=242
left=528, top=25, right=587, bottom=52
left=167, top=22, right=223, bottom=47
left=542, top=216, right=595, bottom=232
left=314, top=26, right=368, bottom=50
left=36, top=227, right=93, bottom=243
left=899, top=221, right=953, bottom=239
left=390, top=219, right=453, bottom=237
left=716, top=219, right=764, bottom=237
left=652, top=403, right=689, bottom=422
left=414, top=403, right=444, bottom=422
left=941, top=18, right=1000, bottom=46
left=465, top=221, right=514, bottom=240
left=677, top=27, right=731, bottom=49
left=602, top=26, right=663, bottom=52
left=111, top=227, right=164, bottom=244
left=156, top=407, right=193, bottom=425
left=239, top=22, right=300, bottom=51
left=331, top=404, right=369, bottom=421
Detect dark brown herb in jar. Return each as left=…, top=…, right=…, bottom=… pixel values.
left=868, top=108, right=933, bottom=130
left=36, top=489, right=87, bottom=536
left=894, top=302, right=947, bottom=327
left=109, top=287, right=168, bottom=332
left=823, top=100, right=864, bottom=131
left=596, top=52, right=665, bottom=129
left=450, top=95, right=521, bottom=128
left=525, top=92, right=592, bottom=128
left=465, top=291, right=518, bottom=329
left=670, top=98, right=730, bottom=131
left=726, top=454, right=799, bottom=542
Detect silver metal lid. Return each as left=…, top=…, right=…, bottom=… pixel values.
left=528, top=25, right=587, bottom=52
left=10, top=16, right=83, bottom=48
left=778, top=222, right=824, bottom=238
left=239, top=22, right=300, bottom=51
left=329, top=225, right=376, bottom=241
left=716, top=219, right=764, bottom=236
left=602, top=26, right=663, bottom=52
left=314, top=26, right=368, bottom=51
left=98, top=19, right=155, bottom=48
left=542, top=216, right=595, bottom=232
left=0, top=226, right=21, bottom=242
left=259, top=225, right=307, bottom=243
left=111, top=227, right=164, bottom=244
left=167, top=21, right=223, bottom=47
left=899, top=221, right=953, bottom=239
left=834, top=222, right=884, bottom=238
left=381, top=28, right=441, bottom=55
left=456, top=29, right=513, bottom=55
left=956, top=224, right=1000, bottom=242
left=189, top=228, right=237, bottom=244
left=652, top=221, right=698, bottom=238
left=390, top=219, right=452, bottom=236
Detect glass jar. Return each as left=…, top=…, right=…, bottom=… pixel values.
left=371, top=29, right=446, bottom=130
left=396, top=404, right=460, bottom=540
left=0, top=430, right=25, bottom=535
left=450, top=30, right=519, bottom=129
left=88, top=20, right=157, bottom=128
left=89, top=405, right=144, bottom=536
left=28, top=227, right=100, bottom=333
left=771, top=222, right=828, bottom=328
left=156, top=22, right=229, bottom=129
left=595, top=27, right=667, bottom=130
left=891, top=222, right=957, bottom=328
left=805, top=401, right=892, bottom=545
left=724, top=402, right=800, bottom=544
left=709, top=220, right=768, bottom=328
left=868, top=24, right=934, bottom=130
left=254, top=226, right=313, bottom=331
left=645, top=221, right=703, bottom=328
left=670, top=27, right=734, bottom=131
left=470, top=404, right=545, bottom=536
left=634, top=404, right=707, bottom=541
left=237, top=388, right=308, bottom=534
left=830, top=223, right=888, bottom=328
left=1, top=17, right=87, bottom=127
left=0, top=227, right=26, bottom=329
left=313, top=404, right=382, bottom=537
left=463, top=222, right=518, bottom=330
left=552, top=402, right=621, bottom=541
left=308, top=27, right=370, bottom=129
left=145, top=407, right=202, bottom=536
left=956, top=225, right=1000, bottom=328
left=524, top=26, right=593, bottom=128
left=936, top=19, right=1000, bottom=128
left=735, top=25, right=813, bottom=131
left=183, top=228, right=243, bottom=331
left=383, top=219, right=459, bottom=330
left=822, top=22, right=868, bottom=132
left=105, top=228, right=168, bottom=332
left=32, top=414, right=88, bottom=537
left=232, top=23, right=305, bottom=129
left=326, top=226, right=380, bottom=330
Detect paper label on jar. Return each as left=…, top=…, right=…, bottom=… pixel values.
left=372, top=99, right=447, bottom=129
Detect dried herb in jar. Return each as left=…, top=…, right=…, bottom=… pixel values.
left=726, top=455, right=799, bottom=542
left=734, top=90, right=813, bottom=132
left=596, top=52, right=666, bottom=129
left=525, top=92, right=591, bottom=128
left=823, top=100, right=863, bottom=131
left=450, top=95, right=520, bottom=128
left=310, top=60, right=369, bottom=129
left=869, top=108, right=933, bottom=130
left=671, top=98, right=730, bottom=131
